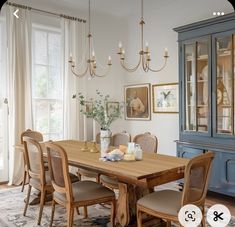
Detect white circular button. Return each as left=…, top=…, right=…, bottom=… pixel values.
left=178, top=204, right=202, bottom=227
left=207, top=204, right=231, bottom=227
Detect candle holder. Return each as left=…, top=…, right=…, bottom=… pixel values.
left=81, top=141, right=90, bottom=152
left=90, top=142, right=99, bottom=153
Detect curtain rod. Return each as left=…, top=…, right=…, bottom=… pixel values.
left=6, top=2, right=86, bottom=23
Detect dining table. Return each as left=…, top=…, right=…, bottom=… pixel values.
left=16, top=139, right=189, bottom=227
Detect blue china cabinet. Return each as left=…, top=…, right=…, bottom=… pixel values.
left=174, top=13, right=235, bottom=197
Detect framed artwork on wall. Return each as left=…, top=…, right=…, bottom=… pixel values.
left=106, top=102, right=120, bottom=116
left=152, top=83, right=179, bottom=113
left=124, top=83, right=151, bottom=120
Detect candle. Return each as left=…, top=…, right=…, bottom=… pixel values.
left=118, top=41, right=122, bottom=49
left=108, top=56, right=112, bottom=65
left=164, top=48, right=168, bottom=57
left=145, top=42, right=149, bottom=52
left=69, top=54, right=73, bottom=62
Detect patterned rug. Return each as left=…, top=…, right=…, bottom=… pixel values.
left=0, top=187, right=234, bottom=227
left=0, top=187, right=111, bottom=227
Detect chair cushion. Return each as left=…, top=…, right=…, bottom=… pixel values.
left=77, top=168, right=99, bottom=178
left=100, top=175, right=118, bottom=189
left=29, top=171, right=51, bottom=189
left=137, top=190, right=182, bottom=216
left=54, top=180, right=115, bottom=203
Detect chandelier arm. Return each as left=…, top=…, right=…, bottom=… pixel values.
left=93, top=65, right=111, bottom=77
left=71, top=64, right=89, bottom=78
left=120, top=55, right=142, bottom=72
left=148, top=57, right=169, bottom=73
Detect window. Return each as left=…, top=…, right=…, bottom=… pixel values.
left=32, top=25, right=63, bottom=141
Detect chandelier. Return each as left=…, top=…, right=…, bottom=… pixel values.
left=117, top=0, right=169, bottom=73
left=68, top=0, right=112, bottom=78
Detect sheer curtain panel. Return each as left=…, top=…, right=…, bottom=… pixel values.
left=6, top=5, right=33, bottom=185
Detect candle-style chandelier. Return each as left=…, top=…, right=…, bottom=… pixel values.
left=69, top=0, right=112, bottom=78
left=117, top=0, right=169, bottom=73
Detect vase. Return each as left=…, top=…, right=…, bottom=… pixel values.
left=100, top=129, right=111, bottom=158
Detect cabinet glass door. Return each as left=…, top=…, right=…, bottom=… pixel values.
left=215, top=35, right=234, bottom=134
left=184, top=39, right=209, bottom=132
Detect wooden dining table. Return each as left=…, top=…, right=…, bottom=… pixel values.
left=16, top=140, right=189, bottom=226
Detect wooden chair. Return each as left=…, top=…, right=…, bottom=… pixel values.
left=137, top=151, right=215, bottom=227
left=100, top=131, right=131, bottom=190
left=20, top=129, right=43, bottom=192
left=22, top=137, right=53, bottom=225
left=133, top=132, right=158, bottom=153
left=45, top=142, right=116, bottom=227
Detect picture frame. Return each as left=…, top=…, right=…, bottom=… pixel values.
left=124, top=83, right=151, bottom=120
left=152, top=83, right=179, bottom=113
left=84, top=101, right=93, bottom=115
left=106, top=102, right=120, bottom=116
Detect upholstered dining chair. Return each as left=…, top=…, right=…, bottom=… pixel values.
left=133, top=132, right=158, bottom=153
left=100, top=131, right=131, bottom=190
left=20, top=129, right=44, bottom=192
left=136, top=151, right=215, bottom=227
left=45, top=142, right=116, bottom=227
left=22, top=137, right=53, bottom=225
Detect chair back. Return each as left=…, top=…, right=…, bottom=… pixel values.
left=112, top=131, right=131, bottom=147
left=21, top=129, right=43, bottom=144
left=45, top=142, right=73, bottom=202
left=181, top=151, right=215, bottom=207
left=23, top=137, right=46, bottom=185
left=133, top=132, right=158, bottom=153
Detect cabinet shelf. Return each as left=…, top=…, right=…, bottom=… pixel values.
left=176, top=13, right=235, bottom=197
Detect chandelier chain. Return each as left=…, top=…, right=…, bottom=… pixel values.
left=68, top=0, right=112, bottom=78
left=118, top=0, right=169, bottom=73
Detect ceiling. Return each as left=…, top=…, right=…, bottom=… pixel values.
left=46, top=0, right=171, bottom=17
left=48, top=0, right=138, bottom=17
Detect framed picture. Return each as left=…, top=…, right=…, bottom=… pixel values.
left=152, top=83, right=179, bottom=113
left=106, top=102, right=120, bottom=116
left=124, top=83, right=151, bottom=120
left=84, top=101, right=93, bottom=114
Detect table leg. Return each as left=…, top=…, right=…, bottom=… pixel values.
left=116, top=183, right=149, bottom=227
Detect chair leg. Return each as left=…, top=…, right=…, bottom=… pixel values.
left=50, top=200, right=56, bottom=227
left=21, top=171, right=27, bottom=192
left=67, top=205, right=74, bottom=227
left=76, top=207, right=80, bottom=215
left=23, top=185, right=32, bottom=216
left=137, top=207, right=142, bottom=227
left=38, top=189, right=46, bottom=225
left=83, top=206, right=88, bottom=218
left=201, top=207, right=205, bottom=227
left=110, top=199, right=116, bottom=227
left=166, top=220, right=171, bottom=227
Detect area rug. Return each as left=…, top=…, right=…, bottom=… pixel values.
left=0, top=187, right=111, bottom=227
left=0, top=187, right=234, bottom=227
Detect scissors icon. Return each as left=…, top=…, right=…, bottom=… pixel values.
left=213, top=211, right=224, bottom=221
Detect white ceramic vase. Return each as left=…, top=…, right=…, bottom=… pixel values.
left=100, top=129, right=111, bottom=158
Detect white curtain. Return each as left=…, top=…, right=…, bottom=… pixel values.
left=61, top=18, right=86, bottom=140
left=6, top=5, right=33, bottom=185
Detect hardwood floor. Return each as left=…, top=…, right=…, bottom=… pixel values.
left=206, top=191, right=235, bottom=216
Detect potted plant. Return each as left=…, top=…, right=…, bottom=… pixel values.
left=73, top=90, right=123, bottom=157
